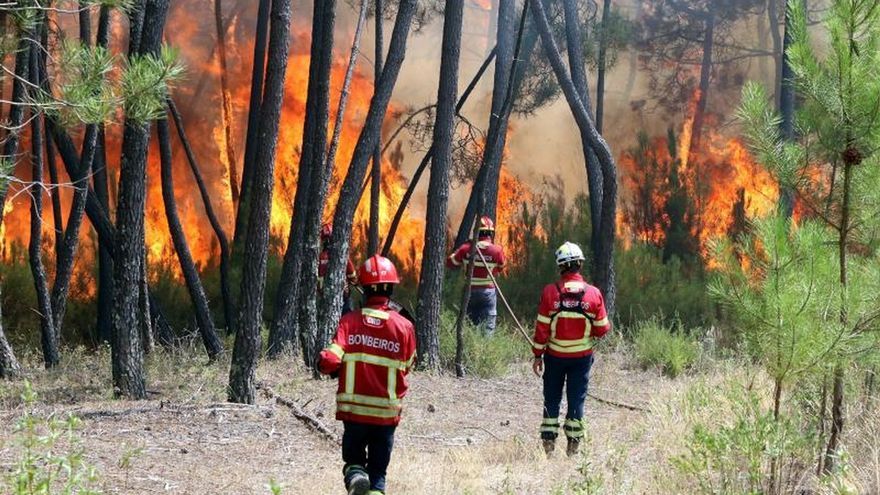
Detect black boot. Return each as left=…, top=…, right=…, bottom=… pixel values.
left=542, top=438, right=556, bottom=457
left=566, top=438, right=581, bottom=457
left=344, top=468, right=370, bottom=495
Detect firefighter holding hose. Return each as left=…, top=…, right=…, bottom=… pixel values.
left=532, top=242, right=611, bottom=457
left=447, top=215, right=506, bottom=335
left=319, top=222, right=359, bottom=314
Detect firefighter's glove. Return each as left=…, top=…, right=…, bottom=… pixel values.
left=532, top=357, right=543, bottom=378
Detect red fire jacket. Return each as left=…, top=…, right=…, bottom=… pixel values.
left=447, top=237, right=506, bottom=289
left=318, top=249, right=358, bottom=293
left=532, top=272, right=611, bottom=359
left=318, top=297, right=417, bottom=426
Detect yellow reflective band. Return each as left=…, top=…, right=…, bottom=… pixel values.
left=565, top=429, right=585, bottom=439
left=548, top=341, right=592, bottom=353
left=449, top=255, right=461, bottom=266
left=473, top=261, right=498, bottom=269
left=556, top=312, right=588, bottom=320
left=361, top=308, right=390, bottom=320
left=338, top=403, right=401, bottom=418
left=405, top=352, right=416, bottom=369
left=537, top=314, right=552, bottom=324
left=327, top=343, right=344, bottom=359
left=542, top=418, right=560, bottom=426
left=344, top=352, right=408, bottom=370
left=337, top=393, right=401, bottom=408
left=387, top=367, right=397, bottom=402
left=540, top=426, right=559, bottom=433
left=477, top=241, right=490, bottom=248
left=345, top=361, right=356, bottom=394
left=593, top=317, right=609, bottom=327
left=532, top=342, right=547, bottom=350
left=470, top=278, right=495, bottom=286
left=565, top=418, right=584, bottom=429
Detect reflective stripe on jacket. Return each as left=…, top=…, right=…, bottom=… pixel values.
left=446, top=237, right=506, bottom=289
left=318, top=298, right=417, bottom=426
left=532, top=273, right=611, bottom=358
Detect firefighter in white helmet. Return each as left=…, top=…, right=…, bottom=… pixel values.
left=532, top=242, right=611, bottom=457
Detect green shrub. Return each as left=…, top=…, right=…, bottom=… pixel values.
left=4, top=382, right=101, bottom=494
left=632, top=317, right=699, bottom=378
left=438, top=310, right=529, bottom=378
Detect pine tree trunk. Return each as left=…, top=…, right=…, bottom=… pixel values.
left=317, top=0, right=417, bottom=351
left=415, top=0, right=464, bottom=371
left=382, top=47, right=497, bottom=256
left=94, top=5, right=113, bottom=344
left=298, top=0, right=368, bottom=372
left=778, top=0, right=798, bottom=217
left=228, top=0, right=294, bottom=404
left=595, top=0, right=611, bottom=133
left=0, top=284, right=20, bottom=378
left=563, top=0, right=603, bottom=267
left=529, top=0, right=618, bottom=316
left=28, top=44, right=59, bottom=369
left=139, top=241, right=154, bottom=355
left=269, top=0, right=337, bottom=359
left=232, top=0, right=271, bottom=248
left=215, top=0, right=240, bottom=205
left=689, top=8, right=715, bottom=156
left=158, top=119, right=224, bottom=360
left=168, top=99, right=236, bottom=334
left=111, top=0, right=172, bottom=400
left=368, top=0, right=384, bottom=256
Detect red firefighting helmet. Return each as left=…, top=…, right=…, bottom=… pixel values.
left=359, top=255, right=400, bottom=286
left=320, top=222, right=333, bottom=240
left=479, top=215, right=495, bottom=232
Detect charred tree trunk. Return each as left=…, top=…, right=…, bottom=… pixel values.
left=563, top=0, right=603, bottom=266
left=138, top=241, right=154, bottom=355
left=158, top=119, right=224, bottom=360
left=415, top=0, right=464, bottom=371
left=46, top=131, right=64, bottom=260
left=28, top=44, right=59, bottom=369
left=94, top=5, right=113, bottom=344
left=318, top=0, right=417, bottom=350
left=298, top=0, right=368, bottom=371
left=168, top=99, right=236, bottom=333
left=232, top=0, right=271, bottom=248
left=595, top=0, right=611, bottom=133
left=111, top=0, right=171, bottom=400
left=455, top=0, right=517, bottom=242
left=382, top=47, right=497, bottom=256
left=689, top=8, right=715, bottom=156
left=269, top=0, right=337, bottom=359
left=368, top=0, right=384, bottom=256
left=229, top=0, right=294, bottom=404
left=0, top=293, right=18, bottom=377
left=767, top=0, right=783, bottom=106
left=778, top=0, right=798, bottom=218
left=215, top=0, right=240, bottom=205
left=530, top=0, right=618, bottom=315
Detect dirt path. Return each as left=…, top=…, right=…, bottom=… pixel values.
left=0, top=353, right=667, bottom=494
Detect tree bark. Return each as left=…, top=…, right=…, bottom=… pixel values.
left=0, top=286, right=19, bottom=378
left=269, top=0, right=337, bottom=359
left=228, top=0, right=294, bottom=404
left=595, top=0, right=612, bottom=133
left=563, top=0, right=603, bottom=267
left=232, top=0, right=271, bottom=248
left=298, top=0, right=368, bottom=372
left=215, top=0, right=240, bottom=205
left=168, top=98, right=236, bottom=333
left=157, top=118, right=224, bottom=360
left=368, top=0, right=384, bottom=256
left=778, top=0, right=798, bottom=217
left=529, top=0, right=618, bottom=316
left=138, top=240, right=154, bottom=355
left=317, top=0, right=417, bottom=352
left=415, top=0, right=464, bottom=371
left=28, top=44, right=59, bottom=369
left=382, top=46, right=497, bottom=256
left=689, top=8, right=715, bottom=156
left=111, top=0, right=172, bottom=400
left=95, top=5, right=113, bottom=344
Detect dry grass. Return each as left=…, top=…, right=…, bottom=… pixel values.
left=0, top=346, right=877, bottom=494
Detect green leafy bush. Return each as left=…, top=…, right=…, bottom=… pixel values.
left=438, top=310, right=529, bottom=378
left=632, top=317, right=699, bottom=378
left=4, top=382, right=101, bottom=494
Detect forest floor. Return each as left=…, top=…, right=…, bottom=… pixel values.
left=0, top=345, right=877, bottom=494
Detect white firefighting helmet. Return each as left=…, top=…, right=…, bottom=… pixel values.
left=555, top=241, right=586, bottom=266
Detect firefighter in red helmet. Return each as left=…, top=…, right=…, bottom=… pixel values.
left=319, top=222, right=359, bottom=314
left=447, top=215, right=506, bottom=335
left=319, top=255, right=417, bottom=495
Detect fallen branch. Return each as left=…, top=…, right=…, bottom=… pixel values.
left=256, top=382, right=340, bottom=445
left=587, top=392, right=649, bottom=412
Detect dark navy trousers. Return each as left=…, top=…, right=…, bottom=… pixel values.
left=342, top=421, right=396, bottom=493
left=541, top=353, right=594, bottom=440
